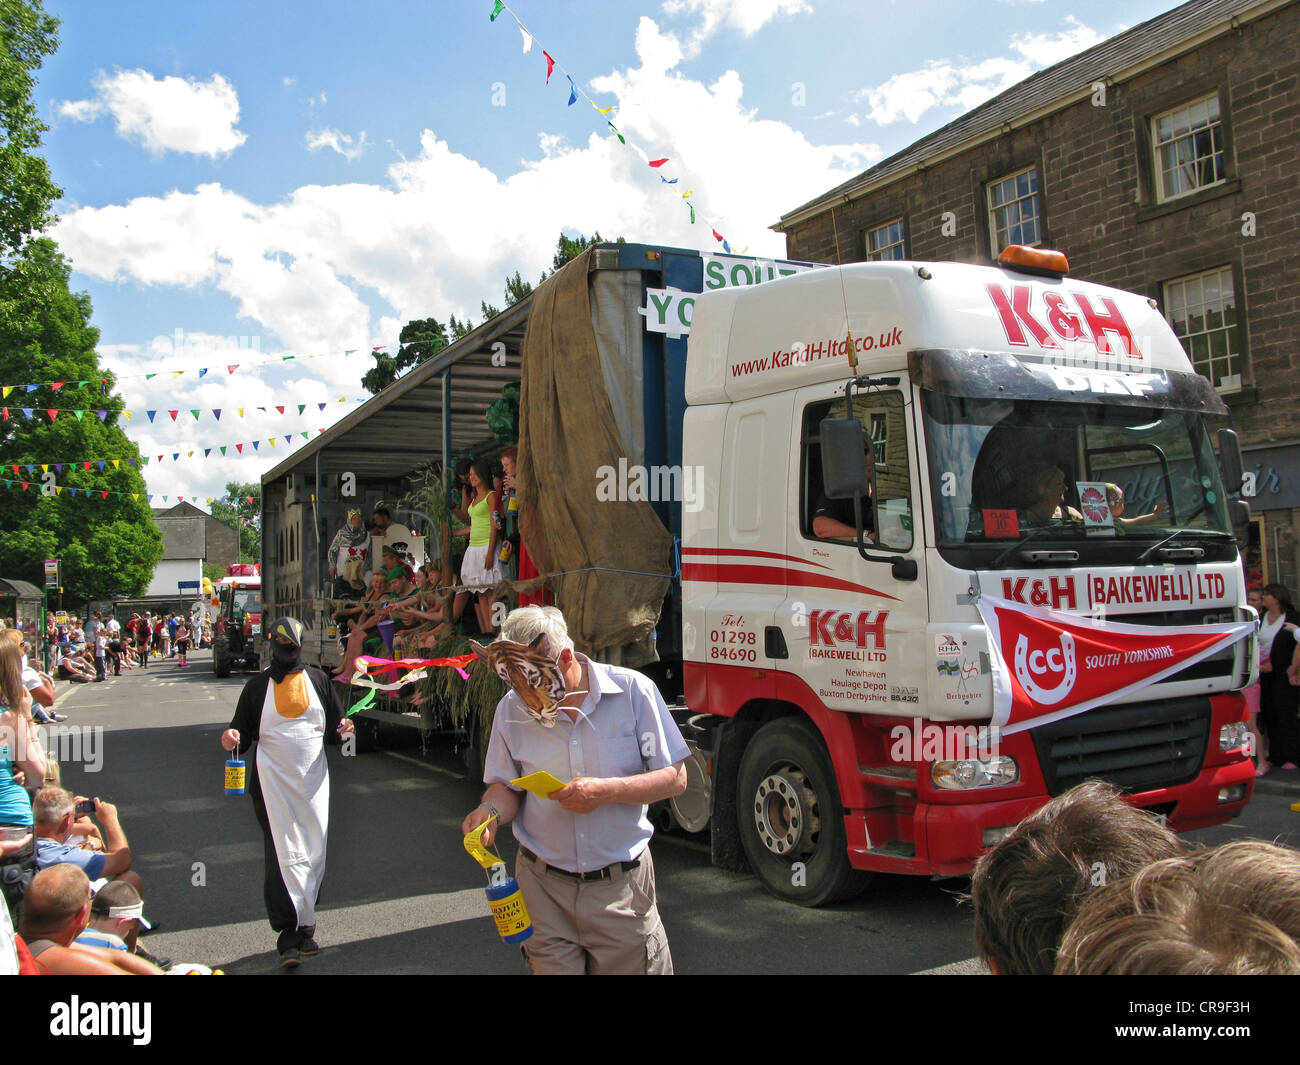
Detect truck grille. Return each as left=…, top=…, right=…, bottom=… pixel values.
left=1030, top=696, right=1210, bottom=795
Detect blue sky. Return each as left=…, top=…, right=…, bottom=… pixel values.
left=29, top=0, right=1183, bottom=504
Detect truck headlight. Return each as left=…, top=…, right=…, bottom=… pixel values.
left=931, top=756, right=1019, bottom=790
left=1219, top=722, right=1251, bottom=753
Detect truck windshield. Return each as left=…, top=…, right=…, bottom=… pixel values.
left=922, top=391, right=1234, bottom=562
left=233, top=590, right=261, bottom=615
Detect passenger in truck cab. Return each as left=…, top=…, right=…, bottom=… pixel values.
left=1105, top=482, right=1169, bottom=528
left=811, top=449, right=876, bottom=542
left=1019, top=462, right=1083, bottom=524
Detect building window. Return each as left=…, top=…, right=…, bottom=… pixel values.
left=865, top=219, right=905, bottom=261
left=987, top=168, right=1041, bottom=252
left=1152, top=95, right=1225, bottom=202
left=1163, top=266, right=1240, bottom=392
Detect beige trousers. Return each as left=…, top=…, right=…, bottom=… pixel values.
left=515, top=848, right=673, bottom=975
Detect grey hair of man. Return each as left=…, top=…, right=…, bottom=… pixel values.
left=33, top=785, right=75, bottom=827
left=498, top=606, right=575, bottom=657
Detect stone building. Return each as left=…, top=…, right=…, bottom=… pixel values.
left=776, top=0, right=1298, bottom=588
left=144, top=500, right=240, bottom=601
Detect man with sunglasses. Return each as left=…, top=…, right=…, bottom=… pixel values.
left=461, top=606, right=689, bottom=974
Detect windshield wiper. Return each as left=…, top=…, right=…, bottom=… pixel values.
left=990, top=526, right=1043, bottom=568
left=1136, top=526, right=1230, bottom=563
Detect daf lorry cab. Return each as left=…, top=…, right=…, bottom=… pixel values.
left=681, top=248, right=1255, bottom=904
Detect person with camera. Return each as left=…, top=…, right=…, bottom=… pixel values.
left=32, top=786, right=136, bottom=885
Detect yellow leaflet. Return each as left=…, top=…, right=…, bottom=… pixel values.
left=511, top=770, right=566, bottom=797
left=463, top=813, right=502, bottom=870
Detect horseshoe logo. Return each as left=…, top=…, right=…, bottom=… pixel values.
left=1013, top=631, right=1077, bottom=706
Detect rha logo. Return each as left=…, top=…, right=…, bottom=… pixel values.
left=1001, top=576, right=1077, bottom=611
left=809, top=609, right=888, bottom=649
left=986, top=283, right=1141, bottom=359
left=1013, top=630, right=1078, bottom=705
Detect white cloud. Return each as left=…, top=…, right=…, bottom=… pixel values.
left=1010, top=17, right=1105, bottom=67
left=855, top=16, right=1104, bottom=125
left=96, top=334, right=365, bottom=503
left=308, top=91, right=327, bottom=107
left=305, top=127, right=370, bottom=162
left=662, top=0, right=811, bottom=51
left=54, top=16, right=876, bottom=500
left=282, top=76, right=296, bottom=87
left=56, top=69, right=247, bottom=157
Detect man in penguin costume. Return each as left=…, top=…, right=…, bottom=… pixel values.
left=221, top=617, right=354, bottom=968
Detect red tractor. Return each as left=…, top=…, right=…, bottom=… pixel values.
left=212, top=574, right=262, bottom=677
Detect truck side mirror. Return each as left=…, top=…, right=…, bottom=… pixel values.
left=1217, top=427, right=1250, bottom=530
left=1218, top=428, right=1244, bottom=499
left=820, top=418, right=870, bottom=498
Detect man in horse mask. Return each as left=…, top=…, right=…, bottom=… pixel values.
left=221, top=617, right=354, bottom=968
left=462, top=606, right=689, bottom=974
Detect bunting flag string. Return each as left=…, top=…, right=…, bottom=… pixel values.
left=0, top=344, right=386, bottom=396
left=0, top=396, right=362, bottom=425
left=0, top=456, right=319, bottom=506
left=12, top=427, right=333, bottom=473
left=486, top=0, right=740, bottom=252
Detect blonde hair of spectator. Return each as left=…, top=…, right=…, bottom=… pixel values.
left=1056, top=840, right=1300, bottom=975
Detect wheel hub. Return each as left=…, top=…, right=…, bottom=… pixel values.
left=752, top=767, right=820, bottom=858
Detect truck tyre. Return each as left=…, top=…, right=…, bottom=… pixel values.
left=213, top=639, right=231, bottom=678
left=737, top=718, right=870, bottom=906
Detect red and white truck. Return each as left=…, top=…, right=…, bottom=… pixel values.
left=680, top=246, right=1256, bottom=903
left=264, top=242, right=1255, bottom=907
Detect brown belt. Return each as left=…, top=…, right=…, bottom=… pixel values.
left=519, top=846, right=640, bottom=882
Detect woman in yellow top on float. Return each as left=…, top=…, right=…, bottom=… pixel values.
left=453, top=457, right=506, bottom=636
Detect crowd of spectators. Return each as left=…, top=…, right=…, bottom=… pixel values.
left=0, top=632, right=200, bottom=974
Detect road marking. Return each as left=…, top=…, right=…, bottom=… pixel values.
left=914, top=956, right=990, bottom=975
left=382, top=750, right=466, bottom=782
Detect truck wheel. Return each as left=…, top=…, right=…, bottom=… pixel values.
left=737, top=718, right=870, bottom=906
left=213, top=640, right=231, bottom=678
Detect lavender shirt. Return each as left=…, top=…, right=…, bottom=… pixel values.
left=483, top=654, right=689, bottom=874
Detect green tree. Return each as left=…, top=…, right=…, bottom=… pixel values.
left=480, top=231, right=623, bottom=322
left=542, top=230, right=621, bottom=279
left=209, top=481, right=261, bottom=562
left=0, top=240, right=161, bottom=603
left=361, top=317, right=452, bottom=396
left=0, top=0, right=61, bottom=258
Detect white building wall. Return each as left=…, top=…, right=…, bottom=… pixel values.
left=146, top=558, right=202, bottom=598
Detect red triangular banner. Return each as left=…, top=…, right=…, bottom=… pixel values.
left=976, top=594, right=1253, bottom=734
left=648, top=158, right=668, bottom=168
left=45, top=409, right=58, bottom=420
left=543, top=50, right=555, bottom=83
left=168, top=410, right=179, bottom=420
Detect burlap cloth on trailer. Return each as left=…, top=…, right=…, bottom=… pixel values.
left=516, top=248, right=673, bottom=666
